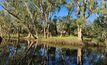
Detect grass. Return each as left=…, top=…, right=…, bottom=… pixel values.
left=38, top=35, right=83, bottom=46
left=2, top=34, right=28, bottom=40
left=38, top=35, right=106, bottom=47
left=3, top=34, right=19, bottom=39
left=83, top=37, right=106, bottom=46
left=2, top=34, right=106, bottom=47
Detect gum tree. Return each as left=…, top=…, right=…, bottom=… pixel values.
left=1, top=0, right=66, bottom=39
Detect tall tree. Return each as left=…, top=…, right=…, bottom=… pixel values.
left=1, top=0, right=66, bottom=39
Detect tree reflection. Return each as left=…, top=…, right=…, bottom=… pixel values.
left=77, top=48, right=82, bottom=65
left=0, top=40, right=107, bottom=65
left=82, top=47, right=106, bottom=65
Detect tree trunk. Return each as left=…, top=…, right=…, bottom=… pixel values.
left=60, top=31, right=63, bottom=37
left=44, top=13, right=49, bottom=38
left=26, top=27, right=37, bottom=39
left=24, top=2, right=37, bottom=39
left=68, top=29, right=71, bottom=35
left=44, top=27, right=46, bottom=38
left=0, top=25, right=2, bottom=37
left=46, top=24, right=50, bottom=38
left=25, top=24, right=37, bottom=39
left=27, top=32, right=35, bottom=39
left=54, top=22, right=58, bottom=36
left=78, top=25, right=82, bottom=40
left=17, top=27, right=20, bottom=40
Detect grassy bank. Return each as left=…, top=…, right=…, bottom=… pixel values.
left=38, top=36, right=106, bottom=47
left=2, top=34, right=106, bottom=47
left=83, top=37, right=106, bottom=47
left=38, top=36, right=83, bottom=46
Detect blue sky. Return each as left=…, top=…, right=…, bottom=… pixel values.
left=52, top=5, right=97, bottom=22
left=0, top=0, right=5, bottom=2
left=51, top=0, right=107, bottom=22
left=0, top=6, right=3, bottom=10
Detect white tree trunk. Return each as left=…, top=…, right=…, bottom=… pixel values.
left=27, top=32, right=34, bottom=38
left=60, top=31, right=63, bottom=37
left=78, top=25, right=82, bottom=40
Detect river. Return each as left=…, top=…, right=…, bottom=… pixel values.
left=0, top=39, right=107, bottom=65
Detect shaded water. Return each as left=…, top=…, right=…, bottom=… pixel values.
left=0, top=39, right=107, bottom=65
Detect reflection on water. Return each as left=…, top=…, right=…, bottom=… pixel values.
left=0, top=39, right=107, bottom=65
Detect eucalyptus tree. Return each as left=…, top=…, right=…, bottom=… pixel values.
left=57, top=18, right=66, bottom=37
left=65, top=1, right=76, bottom=34
left=1, top=0, right=66, bottom=39
left=0, top=0, right=34, bottom=38
left=0, top=11, right=14, bottom=38
left=0, top=15, right=4, bottom=36
left=35, top=0, right=66, bottom=38
left=0, top=0, right=43, bottom=39
left=92, top=14, right=107, bottom=41
left=56, top=16, right=72, bottom=36
left=64, top=0, right=107, bottom=40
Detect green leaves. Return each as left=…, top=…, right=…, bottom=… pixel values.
left=65, top=3, right=72, bottom=12
left=0, top=2, right=4, bottom=6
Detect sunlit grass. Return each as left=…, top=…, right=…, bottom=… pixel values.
left=38, top=35, right=83, bottom=45
left=2, top=34, right=106, bottom=46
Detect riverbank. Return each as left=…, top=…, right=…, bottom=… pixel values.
left=1, top=34, right=106, bottom=47
left=38, top=36, right=105, bottom=47
left=38, top=36, right=83, bottom=46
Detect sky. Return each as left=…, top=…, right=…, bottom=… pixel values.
left=52, top=5, right=97, bottom=23
left=0, top=0, right=106, bottom=23
left=51, top=0, right=106, bottom=22
left=0, top=0, right=3, bottom=10
left=0, top=6, right=3, bottom=10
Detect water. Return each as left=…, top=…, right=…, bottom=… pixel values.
left=0, top=39, right=107, bottom=65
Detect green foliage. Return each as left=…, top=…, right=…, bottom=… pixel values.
left=87, top=14, right=107, bottom=42
left=0, top=0, right=107, bottom=40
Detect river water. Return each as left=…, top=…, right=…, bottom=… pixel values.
left=0, top=39, right=107, bottom=65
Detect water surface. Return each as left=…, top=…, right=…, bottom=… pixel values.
left=0, top=39, right=107, bottom=65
